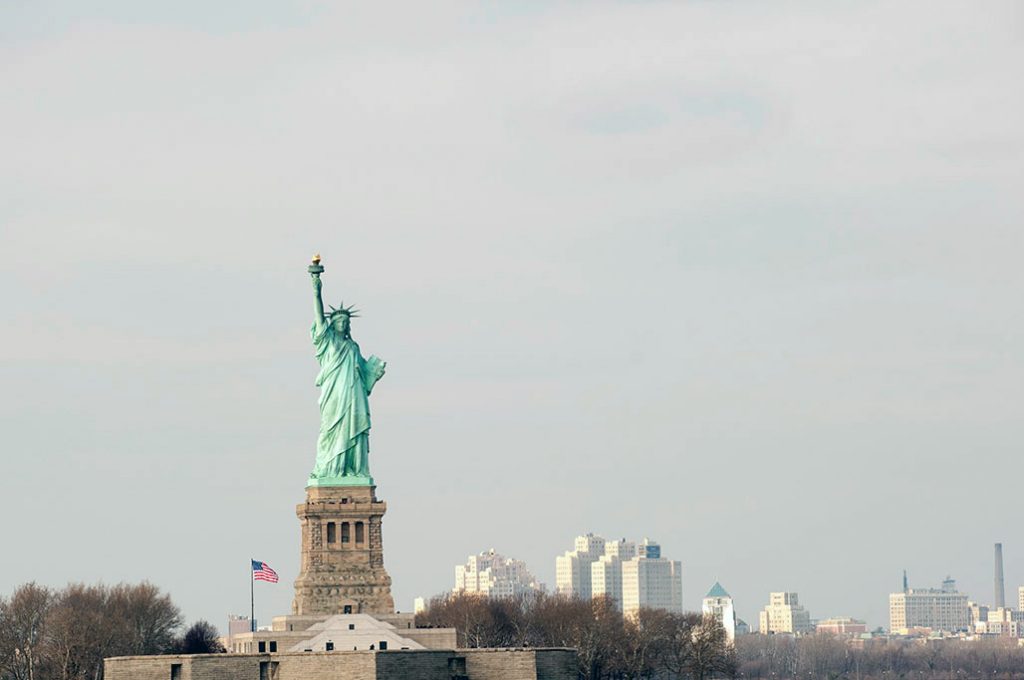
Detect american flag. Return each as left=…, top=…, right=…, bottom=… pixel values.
left=252, top=560, right=279, bottom=583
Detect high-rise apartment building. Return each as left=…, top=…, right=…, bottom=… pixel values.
left=556, top=533, right=607, bottom=599
left=621, top=540, right=682, bottom=615
left=758, top=592, right=812, bottom=634
left=1019, top=586, right=1023, bottom=612
left=454, top=549, right=543, bottom=598
left=555, top=534, right=682, bottom=614
left=889, top=577, right=969, bottom=634
left=591, top=539, right=635, bottom=607
left=702, top=582, right=737, bottom=642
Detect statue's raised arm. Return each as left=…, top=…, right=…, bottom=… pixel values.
left=310, top=254, right=326, bottom=335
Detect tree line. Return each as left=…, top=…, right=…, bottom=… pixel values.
left=735, top=633, right=1024, bottom=679
left=415, top=592, right=736, bottom=680
left=0, top=582, right=222, bottom=680
left=416, top=592, right=1024, bottom=680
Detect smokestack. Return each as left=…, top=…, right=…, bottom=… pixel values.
left=903, top=570, right=908, bottom=594
left=995, top=543, right=1006, bottom=609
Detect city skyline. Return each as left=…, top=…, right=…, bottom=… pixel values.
left=2, top=0, right=1023, bottom=635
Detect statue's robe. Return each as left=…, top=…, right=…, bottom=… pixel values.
left=310, top=321, right=385, bottom=479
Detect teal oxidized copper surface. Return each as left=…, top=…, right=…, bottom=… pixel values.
left=307, top=254, right=386, bottom=487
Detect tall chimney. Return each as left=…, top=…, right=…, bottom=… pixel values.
left=995, top=543, right=1006, bottom=609
left=903, top=569, right=908, bottom=594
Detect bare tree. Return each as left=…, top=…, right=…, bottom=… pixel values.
left=0, top=581, right=198, bottom=680
left=0, top=592, right=13, bottom=679
left=105, top=582, right=182, bottom=657
left=798, top=632, right=851, bottom=680
left=415, top=593, right=508, bottom=648
left=686, top=614, right=736, bottom=680
left=0, top=583, right=53, bottom=680
left=418, top=592, right=737, bottom=680
left=529, top=594, right=593, bottom=649
left=572, top=596, right=626, bottom=680
left=619, top=608, right=673, bottom=679
left=46, top=584, right=109, bottom=680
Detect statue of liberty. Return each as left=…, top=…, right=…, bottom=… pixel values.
left=307, top=255, right=386, bottom=486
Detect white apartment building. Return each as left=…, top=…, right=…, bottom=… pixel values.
left=1019, top=586, right=1023, bottom=613
left=454, top=549, right=543, bottom=598
left=889, top=578, right=969, bottom=634
left=556, top=534, right=682, bottom=615
left=556, top=533, right=607, bottom=599
left=591, top=538, right=636, bottom=608
left=620, top=539, right=682, bottom=615
left=702, top=582, right=737, bottom=642
left=758, top=592, right=812, bottom=635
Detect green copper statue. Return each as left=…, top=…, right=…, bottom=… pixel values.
left=307, top=254, right=386, bottom=487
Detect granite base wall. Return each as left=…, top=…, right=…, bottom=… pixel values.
left=105, top=648, right=576, bottom=680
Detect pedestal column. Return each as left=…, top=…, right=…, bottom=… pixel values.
left=292, top=484, right=395, bottom=615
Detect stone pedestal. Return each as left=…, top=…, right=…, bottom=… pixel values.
left=292, top=484, right=395, bottom=615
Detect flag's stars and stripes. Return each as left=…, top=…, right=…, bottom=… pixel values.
left=252, top=560, right=279, bottom=583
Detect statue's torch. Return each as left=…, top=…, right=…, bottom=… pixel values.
left=309, top=253, right=324, bottom=277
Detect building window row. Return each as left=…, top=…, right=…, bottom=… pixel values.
left=325, top=521, right=366, bottom=547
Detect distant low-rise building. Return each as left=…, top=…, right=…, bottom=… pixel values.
left=976, top=608, right=1024, bottom=638
left=815, top=617, right=867, bottom=636
left=969, top=602, right=989, bottom=629
left=702, top=582, right=737, bottom=642
left=758, top=592, right=812, bottom=635
left=889, top=577, right=969, bottom=634
left=455, top=549, right=543, bottom=598
left=227, top=615, right=254, bottom=648
left=227, top=612, right=456, bottom=655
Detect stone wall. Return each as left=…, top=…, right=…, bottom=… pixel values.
left=104, top=653, right=261, bottom=680
left=374, top=650, right=460, bottom=679
left=403, top=627, right=459, bottom=649
left=105, top=648, right=577, bottom=680
left=533, top=649, right=579, bottom=680
left=462, top=650, right=556, bottom=680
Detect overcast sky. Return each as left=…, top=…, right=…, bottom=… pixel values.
left=2, top=1, right=1022, bottom=632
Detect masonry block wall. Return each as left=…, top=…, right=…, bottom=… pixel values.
left=462, top=650, right=542, bottom=680
left=105, top=649, right=578, bottom=680
left=533, top=649, right=578, bottom=680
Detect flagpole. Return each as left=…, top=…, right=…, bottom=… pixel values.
left=250, top=558, right=255, bottom=633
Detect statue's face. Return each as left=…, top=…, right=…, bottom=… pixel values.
left=332, top=314, right=350, bottom=335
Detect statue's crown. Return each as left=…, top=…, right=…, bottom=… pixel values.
left=327, top=303, right=359, bottom=319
